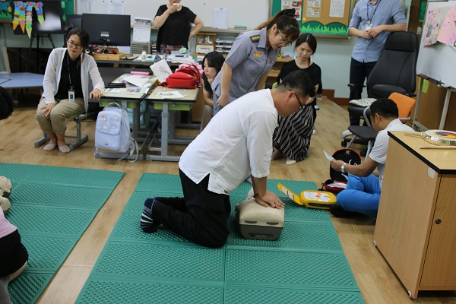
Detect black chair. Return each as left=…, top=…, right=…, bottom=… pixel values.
left=366, top=31, right=419, bottom=99
left=343, top=31, right=419, bottom=152
left=345, top=92, right=417, bottom=158
left=346, top=107, right=377, bottom=157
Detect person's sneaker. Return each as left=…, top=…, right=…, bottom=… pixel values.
left=316, top=94, right=322, bottom=100
left=140, top=198, right=160, bottom=233
left=314, top=105, right=320, bottom=110
left=312, top=129, right=316, bottom=135
left=286, top=157, right=296, bottom=165
left=341, top=129, right=352, bottom=138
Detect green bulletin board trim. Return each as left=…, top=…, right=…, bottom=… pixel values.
left=271, top=0, right=350, bottom=36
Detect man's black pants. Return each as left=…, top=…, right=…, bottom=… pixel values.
left=152, top=169, right=231, bottom=248
left=349, top=58, right=376, bottom=125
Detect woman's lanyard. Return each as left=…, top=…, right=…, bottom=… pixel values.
left=66, top=53, right=80, bottom=91
left=366, top=0, right=381, bottom=26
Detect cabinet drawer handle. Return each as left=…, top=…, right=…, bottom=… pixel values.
left=435, top=219, right=442, bottom=224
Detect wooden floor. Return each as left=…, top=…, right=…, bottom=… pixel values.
left=1, top=95, right=455, bottom=304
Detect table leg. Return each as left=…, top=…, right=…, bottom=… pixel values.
left=146, top=102, right=180, bottom=161
left=412, top=78, right=424, bottom=130
left=439, top=89, right=452, bottom=130
left=167, top=109, right=195, bottom=145
left=161, top=102, right=169, bottom=157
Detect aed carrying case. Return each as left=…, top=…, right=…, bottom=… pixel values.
left=278, top=183, right=337, bottom=210
left=235, top=199, right=284, bottom=241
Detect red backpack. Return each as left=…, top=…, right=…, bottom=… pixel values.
left=165, top=62, right=202, bottom=89
left=166, top=72, right=198, bottom=89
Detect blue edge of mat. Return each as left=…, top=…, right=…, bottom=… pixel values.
left=76, top=173, right=365, bottom=304
left=0, top=163, right=125, bottom=304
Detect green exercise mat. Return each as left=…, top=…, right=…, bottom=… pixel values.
left=77, top=173, right=364, bottom=303
left=0, top=163, right=125, bottom=304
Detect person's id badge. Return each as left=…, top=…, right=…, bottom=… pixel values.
left=365, top=21, right=372, bottom=30
left=68, top=89, right=75, bottom=102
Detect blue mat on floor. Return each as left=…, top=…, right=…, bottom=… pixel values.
left=0, top=163, right=125, bottom=304
left=76, top=173, right=364, bottom=303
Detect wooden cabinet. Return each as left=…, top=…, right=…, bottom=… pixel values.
left=374, top=131, right=456, bottom=299
left=413, top=77, right=456, bottom=131
left=195, top=32, right=216, bottom=56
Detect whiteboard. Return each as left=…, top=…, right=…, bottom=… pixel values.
left=416, top=0, right=456, bottom=88
left=75, top=0, right=271, bottom=30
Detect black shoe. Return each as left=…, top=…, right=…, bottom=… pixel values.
left=329, top=204, right=356, bottom=218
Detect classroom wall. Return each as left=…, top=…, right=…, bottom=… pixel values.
left=0, top=20, right=357, bottom=100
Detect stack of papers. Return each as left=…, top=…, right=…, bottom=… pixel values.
left=324, top=151, right=335, bottom=161
left=104, top=74, right=158, bottom=97
left=150, top=59, right=172, bottom=83
left=166, top=54, right=194, bottom=63
left=156, top=91, right=184, bottom=99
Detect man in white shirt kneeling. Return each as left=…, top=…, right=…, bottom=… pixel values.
left=140, top=70, right=315, bottom=248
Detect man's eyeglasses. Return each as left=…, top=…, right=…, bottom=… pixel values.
left=278, top=32, right=293, bottom=46
left=293, top=91, right=305, bottom=110
left=67, top=40, right=83, bottom=49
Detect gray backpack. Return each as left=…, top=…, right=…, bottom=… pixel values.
left=95, top=102, right=138, bottom=162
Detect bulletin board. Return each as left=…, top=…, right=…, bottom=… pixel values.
left=271, top=0, right=351, bottom=36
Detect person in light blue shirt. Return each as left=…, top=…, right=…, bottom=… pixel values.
left=347, top=0, right=406, bottom=126
left=211, top=9, right=300, bottom=115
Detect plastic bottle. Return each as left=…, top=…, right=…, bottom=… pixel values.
left=141, top=50, right=146, bottom=61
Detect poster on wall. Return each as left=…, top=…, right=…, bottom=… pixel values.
left=306, top=0, right=321, bottom=18
left=329, top=0, right=345, bottom=18
left=12, top=1, right=44, bottom=38
left=436, top=6, right=456, bottom=46
left=281, top=0, right=302, bottom=21
left=422, top=5, right=456, bottom=47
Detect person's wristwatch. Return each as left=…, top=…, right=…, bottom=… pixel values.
left=341, top=163, right=346, bottom=173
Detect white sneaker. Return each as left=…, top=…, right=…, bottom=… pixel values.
left=314, top=105, right=320, bottom=110
left=312, top=129, right=316, bottom=135
left=341, top=130, right=352, bottom=138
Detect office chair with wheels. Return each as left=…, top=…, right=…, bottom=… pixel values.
left=34, top=113, right=89, bottom=151
left=366, top=31, right=419, bottom=99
